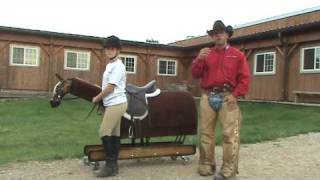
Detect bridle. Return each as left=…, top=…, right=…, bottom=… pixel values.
left=51, top=79, right=100, bottom=120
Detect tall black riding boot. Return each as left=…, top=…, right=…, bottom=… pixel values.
left=112, top=136, right=121, bottom=174
left=96, top=136, right=117, bottom=177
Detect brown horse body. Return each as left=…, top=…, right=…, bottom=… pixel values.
left=61, top=78, right=197, bottom=139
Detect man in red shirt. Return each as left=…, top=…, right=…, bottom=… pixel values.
left=192, top=20, right=250, bottom=180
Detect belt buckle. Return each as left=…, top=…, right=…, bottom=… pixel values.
left=223, top=83, right=231, bottom=92
left=209, top=88, right=219, bottom=95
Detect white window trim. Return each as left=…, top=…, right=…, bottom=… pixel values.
left=157, top=58, right=178, bottom=76
left=9, top=44, right=40, bottom=67
left=64, top=49, right=91, bottom=71
left=253, top=51, right=276, bottom=76
left=300, top=46, right=320, bottom=74
left=119, top=54, right=137, bottom=74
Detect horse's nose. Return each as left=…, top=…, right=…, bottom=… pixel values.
left=49, top=99, right=60, bottom=108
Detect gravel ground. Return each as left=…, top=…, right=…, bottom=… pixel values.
left=1, top=133, right=320, bottom=180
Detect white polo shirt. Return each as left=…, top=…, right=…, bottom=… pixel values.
left=102, top=59, right=127, bottom=107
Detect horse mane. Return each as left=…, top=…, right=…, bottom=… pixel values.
left=69, top=78, right=101, bottom=102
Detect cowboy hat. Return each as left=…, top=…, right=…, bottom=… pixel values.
left=207, top=20, right=233, bottom=37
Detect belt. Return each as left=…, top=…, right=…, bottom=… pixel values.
left=205, top=84, right=233, bottom=95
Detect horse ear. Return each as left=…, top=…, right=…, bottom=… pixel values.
left=55, top=73, right=64, bottom=81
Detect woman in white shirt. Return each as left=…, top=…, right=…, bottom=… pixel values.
left=92, top=35, right=127, bottom=177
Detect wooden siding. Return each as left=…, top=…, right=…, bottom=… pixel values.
left=0, top=32, right=189, bottom=92
left=1, top=20, right=320, bottom=103
left=287, top=41, right=320, bottom=101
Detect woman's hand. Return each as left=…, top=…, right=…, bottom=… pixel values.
left=92, top=95, right=101, bottom=104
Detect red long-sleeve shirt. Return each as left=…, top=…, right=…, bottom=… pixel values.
left=191, top=45, right=250, bottom=97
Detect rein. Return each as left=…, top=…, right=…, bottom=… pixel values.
left=53, top=78, right=103, bottom=121
left=63, top=97, right=80, bottom=101
left=60, top=98, right=102, bottom=121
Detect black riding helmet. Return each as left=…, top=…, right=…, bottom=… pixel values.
left=102, top=35, right=122, bottom=49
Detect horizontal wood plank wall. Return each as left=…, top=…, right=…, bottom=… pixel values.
left=247, top=49, right=283, bottom=101
left=1, top=25, right=320, bottom=102
left=287, top=41, right=320, bottom=102
left=122, top=45, right=187, bottom=90
left=5, top=42, right=49, bottom=91
left=53, top=46, right=102, bottom=88
left=121, top=47, right=149, bottom=86
left=0, top=32, right=189, bottom=92
left=0, top=32, right=105, bottom=92
left=0, top=40, right=9, bottom=89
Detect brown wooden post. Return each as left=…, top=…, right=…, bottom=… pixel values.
left=180, top=57, right=192, bottom=81
left=144, top=46, right=150, bottom=83
left=278, top=32, right=288, bottom=101
left=278, top=32, right=299, bottom=101
left=283, top=44, right=289, bottom=101
left=90, top=48, right=104, bottom=85
left=100, top=48, right=106, bottom=86
left=0, top=41, right=11, bottom=53
left=37, top=41, right=52, bottom=91
left=51, top=45, right=64, bottom=88
left=275, top=46, right=284, bottom=57
left=137, top=54, right=147, bottom=86
left=39, top=43, right=50, bottom=57
left=0, top=41, right=11, bottom=89
left=48, top=38, right=54, bottom=92
left=240, top=43, right=245, bottom=53
left=245, top=49, right=253, bottom=59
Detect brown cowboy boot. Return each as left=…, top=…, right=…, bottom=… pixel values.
left=214, top=173, right=236, bottom=180
left=198, top=164, right=215, bottom=176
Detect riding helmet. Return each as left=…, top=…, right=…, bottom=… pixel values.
left=102, top=35, right=122, bottom=49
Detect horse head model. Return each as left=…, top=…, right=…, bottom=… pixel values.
left=50, top=73, right=162, bottom=121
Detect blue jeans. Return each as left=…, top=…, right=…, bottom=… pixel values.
left=208, top=93, right=223, bottom=112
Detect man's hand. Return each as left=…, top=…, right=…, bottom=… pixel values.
left=224, top=94, right=237, bottom=105
left=92, top=95, right=101, bottom=104
left=197, top=47, right=211, bottom=60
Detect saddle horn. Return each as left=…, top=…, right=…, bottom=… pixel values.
left=55, top=73, right=64, bottom=81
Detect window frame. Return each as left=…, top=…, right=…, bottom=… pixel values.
left=253, top=51, right=276, bottom=76
left=119, top=54, right=137, bottom=74
left=9, top=44, right=40, bottom=67
left=157, top=58, right=178, bottom=76
left=300, top=46, right=320, bottom=74
left=64, top=49, right=91, bottom=71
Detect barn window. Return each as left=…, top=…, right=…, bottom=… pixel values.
left=10, top=45, right=40, bottom=67
left=301, top=46, right=320, bottom=73
left=254, top=52, right=276, bottom=75
left=64, top=50, right=90, bottom=71
left=119, top=54, right=137, bottom=74
left=157, top=59, right=177, bottom=76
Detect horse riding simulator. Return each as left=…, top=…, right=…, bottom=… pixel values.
left=50, top=74, right=197, bottom=168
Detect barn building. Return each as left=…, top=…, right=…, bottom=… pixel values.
left=0, top=6, right=320, bottom=103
